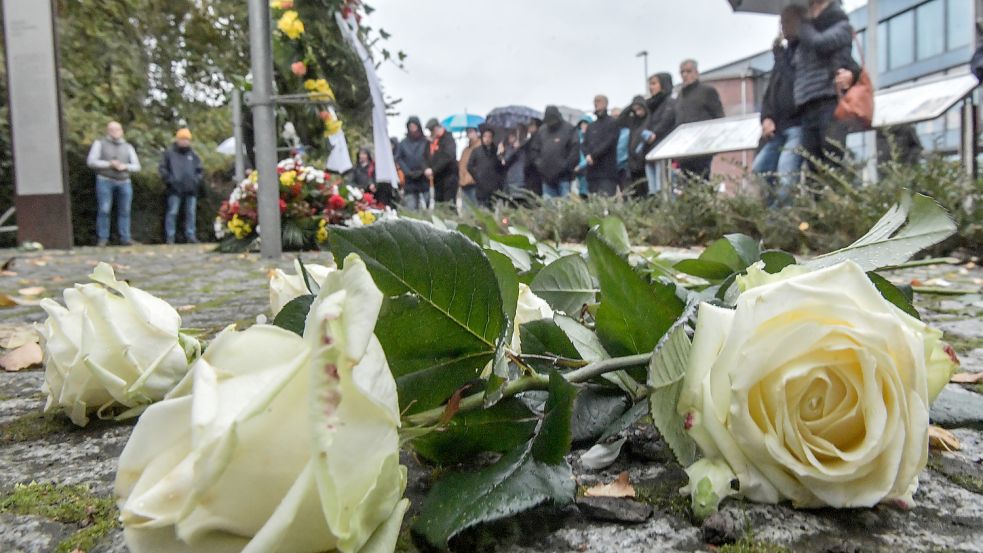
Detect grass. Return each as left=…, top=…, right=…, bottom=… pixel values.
left=0, top=482, right=118, bottom=553
left=0, top=411, right=74, bottom=444
left=717, top=537, right=792, bottom=553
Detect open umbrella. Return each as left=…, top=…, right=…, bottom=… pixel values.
left=485, top=105, right=544, bottom=129
left=441, top=113, right=485, bottom=132
left=727, top=0, right=804, bottom=14
left=216, top=137, right=237, bottom=156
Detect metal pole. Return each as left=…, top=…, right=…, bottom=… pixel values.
left=231, top=89, right=246, bottom=183
left=961, top=99, right=979, bottom=180
left=637, top=51, right=649, bottom=94
left=247, top=0, right=282, bottom=258
left=864, top=1, right=880, bottom=184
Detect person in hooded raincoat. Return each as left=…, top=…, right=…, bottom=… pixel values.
left=531, top=106, right=580, bottom=199
left=395, top=116, right=430, bottom=210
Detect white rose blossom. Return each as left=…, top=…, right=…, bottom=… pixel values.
left=269, top=259, right=336, bottom=316
left=38, top=263, right=200, bottom=427
left=679, top=261, right=959, bottom=513
left=511, top=284, right=554, bottom=353
left=116, top=255, right=408, bottom=553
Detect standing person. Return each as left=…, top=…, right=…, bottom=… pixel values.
left=582, top=95, right=621, bottom=196
left=158, top=128, right=203, bottom=244
left=351, top=147, right=375, bottom=190
left=524, top=118, right=544, bottom=196
left=643, top=73, right=677, bottom=196
left=458, top=127, right=480, bottom=205
left=753, top=5, right=806, bottom=207
left=675, top=60, right=724, bottom=179
left=467, top=126, right=505, bottom=207
left=395, top=116, right=429, bottom=210
left=613, top=107, right=632, bottom=190
left=532, top=106, right=579, bottom=199
left=794, top=0, right=861, bottom=170
left=574, top=116, right=592, bottom=199
left=503, top=128, right=526, bottom=194
left=625, top=96, right=653, bottom=196
left=424, top=118, right=459, bottom=204
left=86, top=121, right=141, bottom=246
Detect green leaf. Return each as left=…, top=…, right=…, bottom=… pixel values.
left=724, top=234, right=761, bottom=269
left=570, top=386, right=630, bottom=444
left=599, top=399, right=650, bottom=442
left=588, top=231, right=685, bottom=357
left=806, top=193, right=957, bottom=272
left=760, top=250, right=797, bottom=273
left=519, top=320, right=581, bottom=362
left=271, top=295, right=315, bottom=336
left=329, top=220, right=507, bottom=414
left=589, top=216, right=632, bottom=256
left=487, top=250, right=520, bottom=329
left=699, top=238, right=745, bottom=272
left=413, top=371, right=577, bottom=549
left=867, top=272, right=920, bottom=319
left=648, top=324, right=698, bottom=466
left=530, top=255, right=598, bottom=315
left=554, top=314, right=609, bottom=362
left=411, top=398, right=537, bottom=464
left=488, top=241, right=533, bottom=272
left=296, top=257, right=320, bottom=295
left=674, top=259, right=735, bottom=281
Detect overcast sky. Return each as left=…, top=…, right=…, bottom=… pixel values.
left=366, top=0, right=866, bottom=131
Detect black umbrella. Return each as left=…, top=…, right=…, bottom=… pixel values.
left=485, top=106, right=544, bottom=129
left=727, top=0, right=804, bottom=14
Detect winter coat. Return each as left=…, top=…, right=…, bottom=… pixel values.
left=675, top=81, right=724, bottom=126
left=467, top=144, right=504, bottom=203
left=503, top=143, right=526, bottom=188
left=459, top=138, right=480, bottom=187
left=761, top=40, right=801, bottom=131
left=581, top=111, right=621, bottom=181
left=645, top=73, right=677, bottom=149
left=624, top=97, right=654, bottom=175
left=794, top=2, right=861, bottom=108
left=532, top=106, right=580, bottom=186
left=352, top=162, right=374, bottom=190
left=426, top=129, right=459, bottom=189
left=158, top=144, right=203, bottom=197
left=395, top=116, right=429, bottom=193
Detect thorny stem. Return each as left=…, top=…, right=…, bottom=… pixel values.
left=404, top=353, right=652, bottom=428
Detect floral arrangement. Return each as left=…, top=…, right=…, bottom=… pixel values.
left=215, top=156, right=393, bottom=251
left=35, top=192, right=975, bottom=552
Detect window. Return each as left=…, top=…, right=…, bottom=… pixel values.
left=854, top=31, right=866, bottom=63
left=947, top=0, right=973, bottom=51
left=878, top=22, right=888, bottom=73
left=916, top=0, right=945, bottom=60
left=888, top=10, right=915, bottom=69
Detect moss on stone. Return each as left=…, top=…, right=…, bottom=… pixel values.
left=718, top=537, right=792, bottom=553
left=0, top=482, right=118, bottom=552
left=633, top=479, right=691, bottom=517
left=927, top=456, right=983, bottom=495
left=0, top=411, right=73, bottom=444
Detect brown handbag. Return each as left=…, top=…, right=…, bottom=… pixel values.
left=834, top=36, right=875, bottom=129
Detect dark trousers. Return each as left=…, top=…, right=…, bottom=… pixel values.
left=799, top=97, right=848, bottom=171
left=434, top=177, right=459, bottom=203
left=375, top=182, right=397, bottom=207
left=678, top=156, right=713, bottom=180
left=587, top=177, right=618, bottom=197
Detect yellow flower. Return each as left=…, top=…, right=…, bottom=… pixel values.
left=357, top=211, right=376, bottom=225
left=316, top=220, right=329, bottom=243
left=323, top=119, right=343, bottom=137
left=305, top=78, right=335, bottom=101
left=279, top=170, right=297, bottom=187
left=270, top=0, right=294, bottom=9
left=277, top=10, right=305, bottom=40
left=228, top=215, right=253, bottom=240
left=249, top=171, right=259, bottom=183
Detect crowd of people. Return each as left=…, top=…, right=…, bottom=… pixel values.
left=373, top=0, right=871, bottom=210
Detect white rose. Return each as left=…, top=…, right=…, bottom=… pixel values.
left=679, top=261, right=958, bottom=513
left=511, top=284, right=554, bottom=352
left=269, top=259, right=335, bottom=316
left=116, top=255, right=408, bottom=553
left=38, top=263, right=199, bottom=427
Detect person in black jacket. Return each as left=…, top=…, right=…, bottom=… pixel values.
left=532, top=106, right=579, bottom=199
left=675, top=60, right=725, bottom=179
left=395, top=116, right=429, bottom=210
left=524, top=118, right=544, bottom=196
left=158, top=128, right=203, bottom=244
left=467, top=126, right=505, bottom=206
left=582, top=95, right=621, bottom=196
left=425, top=118, right=459, bottom=204
left=752, top=5, right=806, bottom=207
left=351, top=147, right=375, bottom=190
left=644, top=73, right=677, bottom=196
left=625, top=96, right=654, bottom=196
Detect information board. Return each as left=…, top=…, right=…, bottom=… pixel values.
left=874, top=72, right=979, bottom=129
left=646, top=114, right=762, bottom=161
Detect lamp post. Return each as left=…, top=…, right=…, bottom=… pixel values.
left=637, top=50, right=649, bottom=94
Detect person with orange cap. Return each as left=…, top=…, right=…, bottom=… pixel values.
left=158, top=128, right=203, bottom=244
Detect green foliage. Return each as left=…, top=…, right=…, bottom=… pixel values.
left=867, top=272, right=919, bottom=319
left=0, top=482, right=118, bottom=553
left=412, top=398, right=537, bottom=464
left=412, top=372, right=577, bottom=550
left=648, top=324, right=698, bottom=467
left=529, top=254, right=597, bottom=315
left=329, top=220, right=508, bottom=414
left=272, top=294, right=316, bottom=335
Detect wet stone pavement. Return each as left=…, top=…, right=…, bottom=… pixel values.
left=0, top=245, right=982, bottom=553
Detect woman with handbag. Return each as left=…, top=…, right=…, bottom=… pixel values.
left=794, top=0, right=862, bottom=171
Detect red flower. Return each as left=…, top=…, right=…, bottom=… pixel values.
left=230, top=202, right=240, bottom=215
left=279, top=199, right=287, bottom=213
left=362, top=192, right=375, bottom=205
left=328, top=194, right=347, bottom=210
left=291, top=61, right=307, bottom=77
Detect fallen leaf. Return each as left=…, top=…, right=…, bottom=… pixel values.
left=798, top=222, right=810, bottom=232
left=176, top=305, right=196, bottom=313
left=0, top=325, right=40, bottom=349
left=951, top=372, right=983, bottom=384
left=0, top=271, right=17, bottom=276
left=18, top=286, right=45, bottom=297
left=584, top=472, right=635, bottom=498
left=0, top=294, right=16, bottom=308
left=929, top=425, right=961, bottom=452
left=0, top=342, right=43, bottom=372
left=1, top=257, right=14, bottom=271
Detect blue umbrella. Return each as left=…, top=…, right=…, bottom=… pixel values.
left=441, top=113, right=485, bottom=132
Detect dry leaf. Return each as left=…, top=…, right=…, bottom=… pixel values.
left=18, top=286, right=45, bottom=297
left=1, top=257, right=15, bottom=271
left=951, top=372, right=983, bottom=384
left=798, top=222, right=810, bottom=232
left=0, top=271, right=18, bottom=277
left=177, top=305, right=196, bottom=313
left=929, top=425, right=961, bottom=452
left=0, top=325, right=40, bottom=349
left=0, top=294, right=16, bottom=308
left=0, top=342, right=43, bottom=372
left=584, top=472, right=635, bottom=498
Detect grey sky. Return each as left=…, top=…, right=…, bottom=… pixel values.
left=367, top=0, right=868, bottom=132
